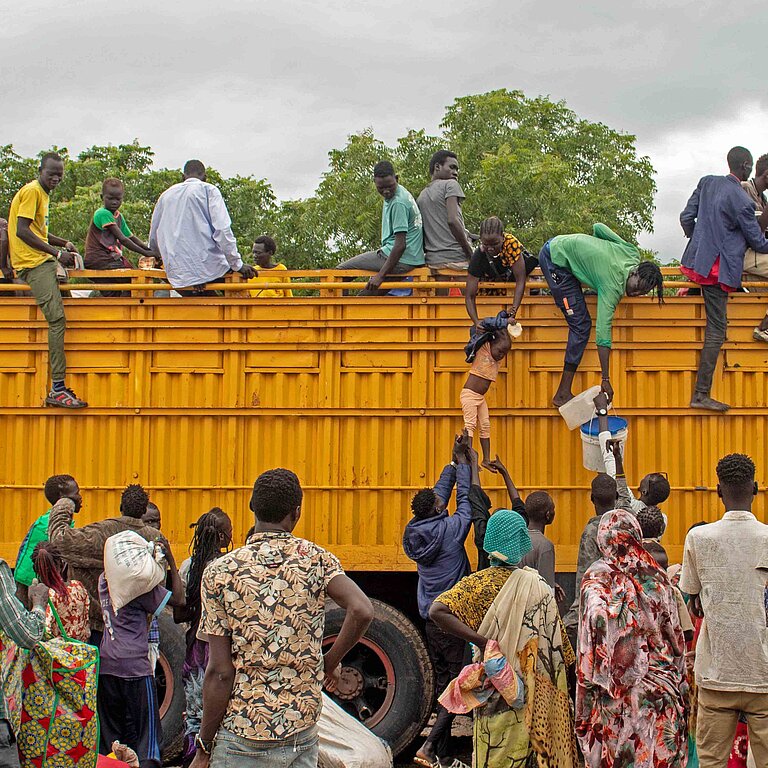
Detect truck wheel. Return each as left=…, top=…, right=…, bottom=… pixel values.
left=155, top=612, right=187, bottom=764
left=323, top=598, right=434, bottom=757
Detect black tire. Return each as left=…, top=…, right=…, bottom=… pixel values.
left=155, top=611, right=187, bottom=764
left=323, top=598, right=434, bottom=758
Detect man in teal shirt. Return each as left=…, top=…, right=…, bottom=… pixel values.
left=336, top=161, right=424, bottom=295
left=538, top=224, right=664, bottom=406
left=14, top=474, right=81, bottom=601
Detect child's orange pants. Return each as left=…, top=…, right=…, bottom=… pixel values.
left=460, top=388, right=491, bottom=438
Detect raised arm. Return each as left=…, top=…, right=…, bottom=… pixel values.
left=487, top=455, right=527, bottom=522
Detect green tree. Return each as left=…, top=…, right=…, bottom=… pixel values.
left=0, top=90, right=656, bottom=267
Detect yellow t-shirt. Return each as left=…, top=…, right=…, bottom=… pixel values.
left=8, top=181, right=52, bottom=270
left=247, top=263, right=293, bottom=298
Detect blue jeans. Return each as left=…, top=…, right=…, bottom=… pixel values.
left=210, top=726, right=319, bottom=768
left=539, top=241, right=592, bottom=370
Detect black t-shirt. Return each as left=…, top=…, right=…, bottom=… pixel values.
left=468, top=233, right=536, bottom=281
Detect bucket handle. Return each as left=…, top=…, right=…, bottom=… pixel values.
left=585, top=402, right=623, bottom=437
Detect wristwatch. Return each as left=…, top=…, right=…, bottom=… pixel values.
left=596, top=408, right=608, bottom=417
left=194, top=735, right=215, bottom=755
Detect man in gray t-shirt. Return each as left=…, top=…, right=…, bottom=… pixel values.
left=417, top=150, right=474, bottom=269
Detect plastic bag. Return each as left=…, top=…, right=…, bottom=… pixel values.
left=318, top=694, right=392, bottom=768
left=103, top=530, right=166, bottom=613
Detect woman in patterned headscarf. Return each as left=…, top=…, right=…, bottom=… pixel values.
left=576, top=509, right=689, bottom=767
left=430, top=508, right=577, bottom=768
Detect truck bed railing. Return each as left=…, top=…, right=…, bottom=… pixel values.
left=2, top=267, right=767, bottom=294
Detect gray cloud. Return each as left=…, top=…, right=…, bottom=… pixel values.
left=4, top=0, right=767, bottom=261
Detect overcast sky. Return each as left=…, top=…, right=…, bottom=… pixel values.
left=3, top=0, right=766, bottom=261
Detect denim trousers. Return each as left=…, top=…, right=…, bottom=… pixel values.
left=210, top=726, right=319, bottom=768
left=538, top=241, right=592, bottom=369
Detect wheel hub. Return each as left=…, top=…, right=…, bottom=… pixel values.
left=335, top=666, right=365, bottom=700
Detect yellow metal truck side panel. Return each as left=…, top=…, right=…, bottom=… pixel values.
left=1, top=290, right=766, bottom=571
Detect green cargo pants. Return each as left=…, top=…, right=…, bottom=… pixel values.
left=18, top=259, right=67, bottom=381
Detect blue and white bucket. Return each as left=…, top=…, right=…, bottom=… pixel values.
left=580, top=416, right=629, bottom=472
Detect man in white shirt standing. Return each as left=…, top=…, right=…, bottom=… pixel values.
left=680, top=453, right=768, bottom=768
left=149, top=160, right=255, bottom=294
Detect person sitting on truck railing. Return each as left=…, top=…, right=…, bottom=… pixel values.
left=84, top=178, right=158, bottom=297
left=539, top=222, right=664, bottom=407
left=738, top=153, right=768, bottom=343
left=190, top=468, right=373, bottom=768
left=148, top=160, right=256, bottom=296
left=403, top=433, right=474, bottom=768
left=246, top=236, right=293, bottom=298
left=465, top=216, right=538, bottom=332
left=417, top=150, right=474, bottom=271
left=680, top=146, right=768, bottom=411
left=336, top=160, right=424, bottom=295
left=7, top=153, right=87, bottom=409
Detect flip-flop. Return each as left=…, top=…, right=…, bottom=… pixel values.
left=412, top=756, right=440, bottom=768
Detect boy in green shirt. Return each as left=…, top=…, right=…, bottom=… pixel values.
left=538, top=223, right=664, bottom=406
left=336, top=161, right=424, bottom=295
left=85, top=178, right=157, bottom=296
left=14, top=474, right=82, bottom=602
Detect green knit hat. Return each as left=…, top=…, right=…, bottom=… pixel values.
left=483, top=509, right=532, bottom=565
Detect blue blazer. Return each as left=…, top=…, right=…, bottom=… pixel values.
left=680, top=174, right=768, bottom=288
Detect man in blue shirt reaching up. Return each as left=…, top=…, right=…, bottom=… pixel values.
left=403, top=432, right=474, bottom=768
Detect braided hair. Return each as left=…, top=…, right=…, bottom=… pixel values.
left=32, top=541, right=68, bottom=599
left=479, top=216, right=505, bottom=238
left=634, top=261, right=664, bottom=305
left=185, top=508, right=231, bottom=638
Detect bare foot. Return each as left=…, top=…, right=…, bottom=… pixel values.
left=552, top=392, right=574, bottom=408
left=481, top=460, right=498, bottom=473
left=414, top=746, right=438, bottom=767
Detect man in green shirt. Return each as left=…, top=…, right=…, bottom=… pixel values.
left=336, top=161, right=424, bottom=295
left=14, top=474, right=82, bottom=602
left=538, top=224, right=664, bottom=406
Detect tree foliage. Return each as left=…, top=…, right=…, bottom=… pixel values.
left=0, top=91, right=656, bottom=267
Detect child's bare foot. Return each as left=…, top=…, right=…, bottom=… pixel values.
left=481, top=459, right=498, bottom=473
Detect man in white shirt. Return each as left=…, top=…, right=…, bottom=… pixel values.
left=680, top=453, right=768, bottom=768
left=149, top=160, right=255, bottom=294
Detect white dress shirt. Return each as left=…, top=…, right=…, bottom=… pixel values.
left=149, top=178, right=243, bottom=289
left=680, top=510, right=768, bottom=693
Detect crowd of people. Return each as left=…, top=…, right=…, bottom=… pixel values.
left=404, top=428, right=767, bottom=768
left=0, top=440, right=765, bottom=768
left=3, top=146, right=768, bottom=415
left=1, top=143, right=768, bottom=768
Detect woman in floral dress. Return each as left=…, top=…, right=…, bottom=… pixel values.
left=576, top=509, right=689, bottom=767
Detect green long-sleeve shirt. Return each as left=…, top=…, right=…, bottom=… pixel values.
left=549, top=223, right=640, bottom=348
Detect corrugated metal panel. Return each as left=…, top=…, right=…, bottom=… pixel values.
left=1, top=291, right=766, bottom=571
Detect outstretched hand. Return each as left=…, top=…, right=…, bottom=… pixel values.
left=605, top=438, right=622, bottom=458
left=593, top=391, right=609, bottom=410
left=487, top=455, right=507, bottom=475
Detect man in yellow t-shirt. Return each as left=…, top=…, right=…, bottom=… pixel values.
left=247, top=236, right=293, bottom=298
left=8, top=153, right=87, bottom=408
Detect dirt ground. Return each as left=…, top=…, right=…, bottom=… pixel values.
left=395, top=715, right=473, bottom=767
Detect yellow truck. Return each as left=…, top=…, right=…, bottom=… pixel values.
left=2, top=268, right=766, bottom=757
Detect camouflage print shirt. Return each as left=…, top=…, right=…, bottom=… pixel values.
left=200, top=531, right=344, bottom=741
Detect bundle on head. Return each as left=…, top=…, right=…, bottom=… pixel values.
left=32, top=540, right=67, bottom=598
